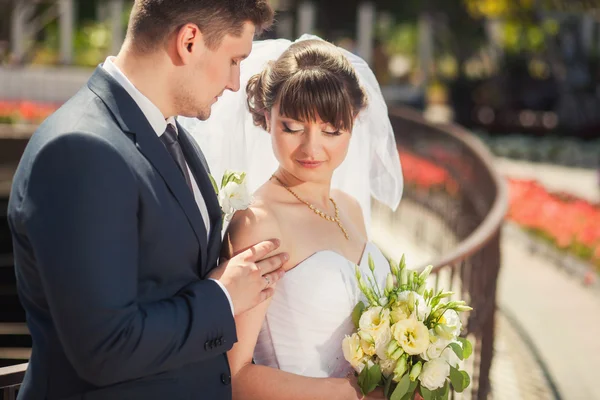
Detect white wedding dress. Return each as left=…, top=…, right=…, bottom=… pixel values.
left=253, top=242, right=390, bottom=378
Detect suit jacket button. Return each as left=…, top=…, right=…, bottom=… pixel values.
left=221, top=373, right=231, bottom=385
left=204, top=341, right=210, bottom=350
left=216, top=338, right=223, bottom=346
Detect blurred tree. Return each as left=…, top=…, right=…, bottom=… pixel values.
left=463, top=0, right=535, bottom=19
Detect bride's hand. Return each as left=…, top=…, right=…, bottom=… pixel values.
left=363, top=387, right=386, bottom=399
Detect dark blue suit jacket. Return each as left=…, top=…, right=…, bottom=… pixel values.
left=7, top=67, right=237, bottom=400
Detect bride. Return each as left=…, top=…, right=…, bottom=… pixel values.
left=180, top=35, right=403, bottom=399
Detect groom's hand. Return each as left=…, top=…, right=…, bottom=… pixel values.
left=210, top=239, right=287, bottom=316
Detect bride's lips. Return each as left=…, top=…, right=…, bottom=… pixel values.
left=296, top=160, right=324, bottom=168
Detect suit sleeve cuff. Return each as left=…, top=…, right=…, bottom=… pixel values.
left=209, top=278, right=234, bottom=316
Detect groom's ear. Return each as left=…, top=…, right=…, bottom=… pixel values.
left=175, top=23, right=205, bottom=64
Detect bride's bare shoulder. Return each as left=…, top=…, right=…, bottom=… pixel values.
left=222, top=184, right=285, bottom=258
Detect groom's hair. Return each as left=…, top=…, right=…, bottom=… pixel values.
left=127, top=0, right=274, bottom=53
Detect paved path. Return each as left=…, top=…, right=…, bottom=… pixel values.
left=495, top=158, right=600, bottom=399
left=497, top=226, right=600, bottom=399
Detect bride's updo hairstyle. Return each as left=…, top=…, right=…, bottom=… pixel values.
left=246, top=39, right=368, bottom=132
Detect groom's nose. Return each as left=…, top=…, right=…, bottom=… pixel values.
left=226, top=68, right=241, bottom=92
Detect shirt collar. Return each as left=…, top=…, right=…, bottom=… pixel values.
left=101, top=56, right=176, bottom=137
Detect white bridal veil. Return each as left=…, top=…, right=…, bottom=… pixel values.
left=178, top=34, right=403, bottom=231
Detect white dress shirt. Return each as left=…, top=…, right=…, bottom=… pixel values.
left=102, top=57, right=234, bottom=315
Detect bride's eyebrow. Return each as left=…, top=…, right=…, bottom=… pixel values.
left=279, top=116, right=302, bottom=123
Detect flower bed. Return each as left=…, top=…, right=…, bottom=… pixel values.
left=0, top=101, right=59, bottom=125
left=507, top=178, right=600, bottom=270
left=399, top=150, right=458, bottom=195
left=398, top=149, right=600, bottom=273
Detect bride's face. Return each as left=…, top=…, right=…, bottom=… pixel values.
left=268, top=105, right=352, bottom=184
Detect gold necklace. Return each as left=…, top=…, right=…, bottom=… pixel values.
left=271, top=175, right=349, bottom=240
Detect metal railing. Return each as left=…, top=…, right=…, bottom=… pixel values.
left=374, top=107, right=508, bottom=399
left=0, top=107, right=507, bottom=399
left=0, top=363, right=26, bottom=400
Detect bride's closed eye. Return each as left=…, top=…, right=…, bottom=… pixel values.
left=282, top=122, right=342, bottom=136
left=323, top=129, right=342, bottom=136
left=282, top=122, right=303, bottom=133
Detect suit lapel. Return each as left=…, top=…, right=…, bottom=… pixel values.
left=177, top=122, right=224, bottom=276
left=87, top=68, right=208, bottom=267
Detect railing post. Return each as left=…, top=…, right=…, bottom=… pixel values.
left=59, top=0, right=74, bottom=65
left=10, top=1, right=34, bottom=64
left=297, top=1, right=316, bottom=37
left=109, top=0, right=125, bottom=55
left=357, top=2, right=375, bottom=65
left=417, top=13, right=434, bottom=87
left=275, top=0, right=294, bottom=39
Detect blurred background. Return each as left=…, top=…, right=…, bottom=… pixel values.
left=0, top=0, right=599, bottom=399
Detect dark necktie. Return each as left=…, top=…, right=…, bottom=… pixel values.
left=160, top=124, right=193, bottom=191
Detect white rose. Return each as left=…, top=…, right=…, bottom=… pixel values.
left=389, top=304, right=410, bottom=324
left=379, top=358, right=397, bottom=378
left=342, top=333, right=365, bottom=371
left=418, top=358, right=450, bottom=391
left=218, top=180, right=252, bottom=220
left=358, top=307, right=393, bottom=360
left=360, top=337, right=376, bottom=356
left=422, top=338, right=461, bottom=368
left=394, top=291, right=430, bottom=321
left=422, top=338, right=451, bottom=361
left=391, top=317, right=430, bottom=355
left=441, top=344, right=460, bottom=368
left=438, top=309, right=462, bottom=338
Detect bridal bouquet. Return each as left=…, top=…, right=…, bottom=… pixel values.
left=342, top=256, right=473, bottom=400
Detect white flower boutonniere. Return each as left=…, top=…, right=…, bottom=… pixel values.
left=210, top=170, right=252, bottom=221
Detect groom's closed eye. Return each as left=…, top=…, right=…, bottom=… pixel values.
left=231, top=54, right=249, bottom=66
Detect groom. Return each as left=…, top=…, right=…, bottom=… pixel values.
left=7, top=1, right=285, bottom=399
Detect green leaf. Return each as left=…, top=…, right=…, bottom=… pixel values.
left=390, top=373, right=410, bottom=400
left=460, top=370, right=471, bottom=390
left=420, top=386, right=434, bottom=400
left=448, top=342, right=464, bottom=360
left=351, top=301, right=365, bottom=329
left=449, top=366, right=466, bottom=393
left=399, top=380, right=418, bottom=400
left=357, top=364, right=369, bottom=393
left=438, top=381, right=450, bottom=400
left=363, top=363, right=382, bottom=394
left=208, top=174, right=219, bottom=195
left=383, top=376, right=394, bottom=399
left=457, top=337, right=473, bottom=359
